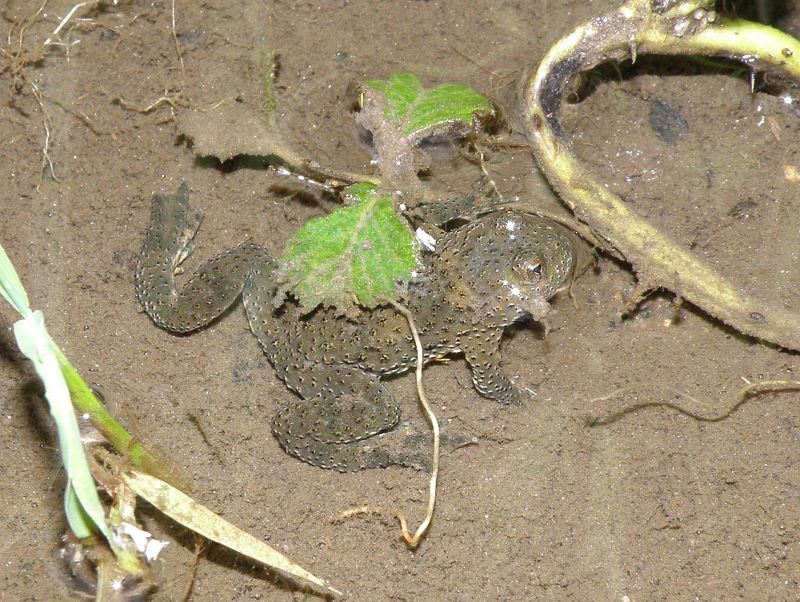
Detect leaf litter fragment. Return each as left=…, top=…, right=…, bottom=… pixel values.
left=178, top=102, right=377, bottom=187
left=122, top=470, right=342, bottom=596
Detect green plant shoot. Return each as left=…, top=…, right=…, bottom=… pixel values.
left=0, top=243, right=145, bottom=576
left=363, top=72, right=493, bottom=141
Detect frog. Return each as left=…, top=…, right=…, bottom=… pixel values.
left=136, top=183, right=576, bottom=471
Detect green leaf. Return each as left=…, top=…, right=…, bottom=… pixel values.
left=278, top=183, right=417, bottom=316
left=363, top=72, right=422, bottom=123
left=363, top=72, right=493, bottom=141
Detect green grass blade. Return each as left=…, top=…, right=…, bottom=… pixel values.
left=65, top=482, right=95, bottom=540
left=13, top=312, right=114, bottom=543
left=1, top=240, right=169, bottom=482
left=53, top=346, right=174, bottom=484
left=0, top=243, right=31, bottom=316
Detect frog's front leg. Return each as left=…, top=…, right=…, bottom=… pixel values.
left=462, top=327, right=520, bottom=404
left=136, top=184, right=269, bottom=333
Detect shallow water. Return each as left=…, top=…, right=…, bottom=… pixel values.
left=1, top=1, right=799, bottom=599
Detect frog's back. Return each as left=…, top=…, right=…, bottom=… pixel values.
left=250, top=265, right=453, bottom=381
left=248, top=209, right=575, bottom=387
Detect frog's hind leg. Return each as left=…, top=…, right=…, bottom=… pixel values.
left=238, top=240, right=433, bottom=471
left=136, top=184, right=270, bottom=333
left=270, top=364, right=418, bottom=472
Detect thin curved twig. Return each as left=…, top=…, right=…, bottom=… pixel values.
left=387, top=298, right=440, bottom=547
left=586, top=379, right=800, bottom=426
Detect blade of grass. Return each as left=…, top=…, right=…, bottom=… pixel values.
left=122, top=470, right=343, bottom=597
left=13, top=310, right=144, bottom=576
left=2, top=240, right=338, bottom=592
left=54, top=346, right=174, bottom=484
left=0, top=241, right=31, bottom=316
left=64, top=482, right=95, bottom=540
left=0, top=242, right=170, bottom=482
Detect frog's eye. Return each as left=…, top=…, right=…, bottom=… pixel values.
left=514, top=258, right=543, bottom=280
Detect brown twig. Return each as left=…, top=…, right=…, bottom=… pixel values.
left=587, top=379, right=800, bottom=426
left=180, top=536, right=205, bottom=602
left=387, top=299, right=440, bottom=547
left=170, top=0, right=185, bottom=83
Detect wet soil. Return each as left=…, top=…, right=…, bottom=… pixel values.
left=1, top=1, right=799, bottom=600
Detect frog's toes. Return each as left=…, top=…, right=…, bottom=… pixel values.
left=384, top=419, right=478, bottom=471
left=273, top=391, right=400, bottom=445
left=493, top=386, right=521, bottom=405
left=471, top=371, right=521, bottom=405
left=271, top=386, right=405, bottom=471
left=147, top=185, right=203, bottom=257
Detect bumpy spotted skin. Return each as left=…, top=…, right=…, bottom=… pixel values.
left=136, top=184, right=273, bottom=332
left=136, top=186, right=576, bottom=471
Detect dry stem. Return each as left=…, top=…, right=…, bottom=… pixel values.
left=170, top=0, right=185, bottom=83
left=44, top=1, right=88, bottom=46
left=387, top=299, right=440, bottom=547
left=0, top=0, right=128, bottom=186
left=0, top=0, right=58, bottom=186
left=521, top=0, right=800, bottom=351
left=112, top=92, right=185, bottom=116
left=180, top=537, right=205, bottom=602
left=587, top=379, right=800, bottom=426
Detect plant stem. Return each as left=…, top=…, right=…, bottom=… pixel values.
left=521, top=0, right=800, bottom=351
left=54, top=346, right=174, bottom=484
left=387, top=299, right=440, bottom=547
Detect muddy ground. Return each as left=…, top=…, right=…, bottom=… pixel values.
left=1, top=1, right=799, bottom=600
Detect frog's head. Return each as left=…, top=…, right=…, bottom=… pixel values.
left=440, top=211, right=575, bottom=324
